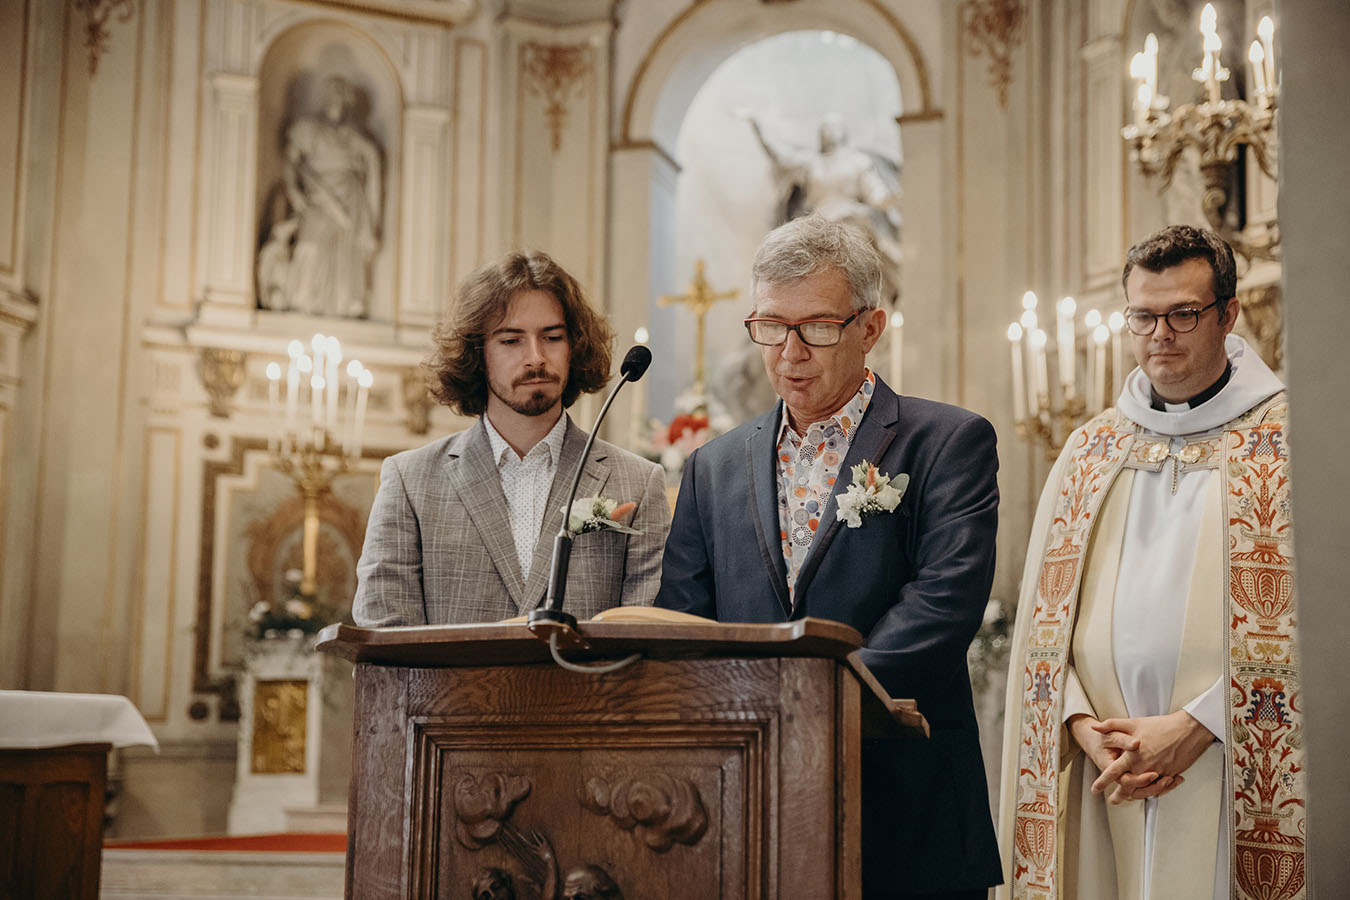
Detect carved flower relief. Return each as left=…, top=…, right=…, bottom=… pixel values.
left=580, top=773, right=709, bottom=852
left=454, top=772, right=532, bottom=849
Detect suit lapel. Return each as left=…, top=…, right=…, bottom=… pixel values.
left=520, top=418, right=610, bottom=612
left=794, top=382, right=899, bottom=609
left=445, top=420, right=528, bottom=609
left=746, top=404, right=792, bottom=618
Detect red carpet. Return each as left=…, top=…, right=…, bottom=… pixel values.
left=104, top=832, right=346, bottom=853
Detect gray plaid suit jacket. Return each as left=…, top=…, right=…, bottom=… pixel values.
left=352, top=415, right=670, bottom=626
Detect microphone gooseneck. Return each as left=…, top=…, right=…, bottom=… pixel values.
left=529, top=346, right=652, bottom=641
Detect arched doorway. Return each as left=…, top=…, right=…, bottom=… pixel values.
left=609, top=0, right=949, bottom=433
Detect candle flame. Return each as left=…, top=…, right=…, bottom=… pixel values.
left=358, top=370, right=374, bottom=389
left=1029, top=329, right=1048, bottom=349
left=1108, top=311, right=1126, bottom=333
left=266, top=362, right=282, bottom=380
left=1093, top=324, right=1110, bottom=344
left=1008, top=322, right=1023, bottom=341
left=1249, top=40, right=1264, bottom=65
left=1058, top=296, right=1076, bottom=315
left=1020, top=309, right=1038, bottom=330
left=1258, top=16, right=1274, bottom=44
left=1144, top=33, right=1158, bottom=56
left=890, top=311, right=905, bottom=328
left=346, top=359, right=363, bottom=378
left=1084, top=309, right=1102, bottom=328
left=287, top=340, right=304, bottom=358
left=1021, top=290, right=1038, bottom=310
left=297, top=355, right=313, bottom=373
left=634, top=326, right=650, bottom=344
left=1200, top=3, right=1217, bottom=35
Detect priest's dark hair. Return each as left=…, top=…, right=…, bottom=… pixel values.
left=425, top=250, right=615, bottom=416
left=1122, top=224, right=1238, bottom=318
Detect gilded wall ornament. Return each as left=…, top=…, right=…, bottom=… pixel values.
left=1237, top=284, right=1284, bottom=373
left=250, top=678, right=308, bottom=774
left=961, top=0, right=1026, bottom=108
left=520, top=41, right=594, bottom=152
left=73, top=0, right=137, bottom=75
left=402, top=367, right=433, bottom=436
left=198, top=348, right=247, bottom=418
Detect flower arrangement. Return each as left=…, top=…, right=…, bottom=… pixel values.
left=640, top=390, right=735, bottom=475
left=246, top=569, right=338, bottom=640
left=567, top=496, right=642, bottom=535
left=835, top=461, right=909, bottom=528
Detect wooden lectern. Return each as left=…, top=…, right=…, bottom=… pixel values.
left=317, top=614, right=925, bottom=900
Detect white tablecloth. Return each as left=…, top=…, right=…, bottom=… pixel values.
left=0, top=690, right=158, bottom=750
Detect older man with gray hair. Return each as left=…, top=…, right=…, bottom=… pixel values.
left=656, top=214, right=1003, bottom=898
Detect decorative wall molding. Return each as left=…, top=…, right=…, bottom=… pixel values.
left=73, top=0, right=137, bottom=75
left=961, top=0, right=1026, bottom=108
left=519, top=40, right=595, bottom=151
left=198, top=348, right=247, bottom=418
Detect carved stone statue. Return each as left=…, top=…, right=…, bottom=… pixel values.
left=744, top=111, right=902, bottom=305
left=257, top=76, right=383, bottom=318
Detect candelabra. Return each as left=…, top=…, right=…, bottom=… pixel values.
left=1007, top=293, right=1128, bottom=458
left=1123, top=6, right=1278, bottom=262
left=264, top=334, right=373, bottom=602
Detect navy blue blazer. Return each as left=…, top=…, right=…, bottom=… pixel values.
left=656, top=376, right=1003, bottom=894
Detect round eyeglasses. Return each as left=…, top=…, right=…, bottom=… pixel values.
left=744, top=313, right=858, bottom=347
left=1124, top=298, right=1224, bottom=336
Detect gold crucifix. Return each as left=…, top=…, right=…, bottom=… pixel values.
left=659, top=259, right=739, bottom=394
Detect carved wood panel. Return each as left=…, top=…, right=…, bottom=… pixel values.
left=345, top=654, right=851, bottom=899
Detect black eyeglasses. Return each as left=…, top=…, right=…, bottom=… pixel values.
left=744, top=313, right=859, bottom=347
left=1124, top=298, right=1224, bottom=336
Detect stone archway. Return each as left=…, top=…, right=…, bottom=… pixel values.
left=608, top=0, right=953, bottom=416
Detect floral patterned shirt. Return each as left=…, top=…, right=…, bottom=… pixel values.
left=775, top=370, right=876, bottom=593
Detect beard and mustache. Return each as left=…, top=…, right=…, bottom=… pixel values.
left=490, top=366, right=564, bottom=417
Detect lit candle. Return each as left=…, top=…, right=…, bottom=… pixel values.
left=1108, top=311, right=1126, bottom=401
left=1129, top=51, right=1149, bottom=124
left=1092, top=325, right=1109, bottom=413
left=310, top=333, right=327, bottom=429
left=324, top=335, right=341, bottom=442
left=353, top=369, right=373, bottom=458
left=1029, top=328, right=1049, bottom=420
left=285, top=340, right=303, bottom=441
left=889, top=311, right=904, bottom=391
left=296, top=354, right=313, bottom=438
left=1143, top=33, right=1158, bottom=100
left=1008, top=323, right=1026, bottom=422
left=1258, top=16, right=1275, bottom=91
left=310, top=374, right=324, bottom=436
left=1249, top=41, right=1267, bottom=99
left=266, top=362, right=282, bottom=455
left=343, top=360, right=363, bottom=458
left=1056, top=296, right=1076, bottom=396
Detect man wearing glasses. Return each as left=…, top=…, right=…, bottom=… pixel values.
left=657, top=214, right=1003, bottom=899
left=998, top=225, right=1304, bottom=900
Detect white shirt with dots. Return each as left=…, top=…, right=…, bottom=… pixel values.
left=482, top=413, right=568, bottom=580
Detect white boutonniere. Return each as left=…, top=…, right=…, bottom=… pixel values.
left=567, top=496, right=643, bottom=535
left=835, top=461, right=909, bottom=529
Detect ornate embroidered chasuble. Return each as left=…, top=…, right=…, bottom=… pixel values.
left=1008, top=393, right=1306, bottom=900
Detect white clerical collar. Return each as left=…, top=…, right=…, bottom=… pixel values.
left=1115, top=335, right=1284, bottom=436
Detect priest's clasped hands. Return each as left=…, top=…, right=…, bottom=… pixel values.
left=1068, top=710, right=1216, bottom=805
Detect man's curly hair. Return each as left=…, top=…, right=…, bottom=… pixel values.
left=425, top=251, right=615, bottom=416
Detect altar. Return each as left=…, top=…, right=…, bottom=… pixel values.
left=0, top=691, right=157, bottom=900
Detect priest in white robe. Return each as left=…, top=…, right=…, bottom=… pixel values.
left=997, top=225, right=1307, bottom=900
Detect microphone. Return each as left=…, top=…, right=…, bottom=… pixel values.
left=529, top=346, right=653, bottom=641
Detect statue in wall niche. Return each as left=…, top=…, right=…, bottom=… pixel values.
left=257, top=75, right=383, bottom=318
left=743, top=111, right=903, bottom=306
